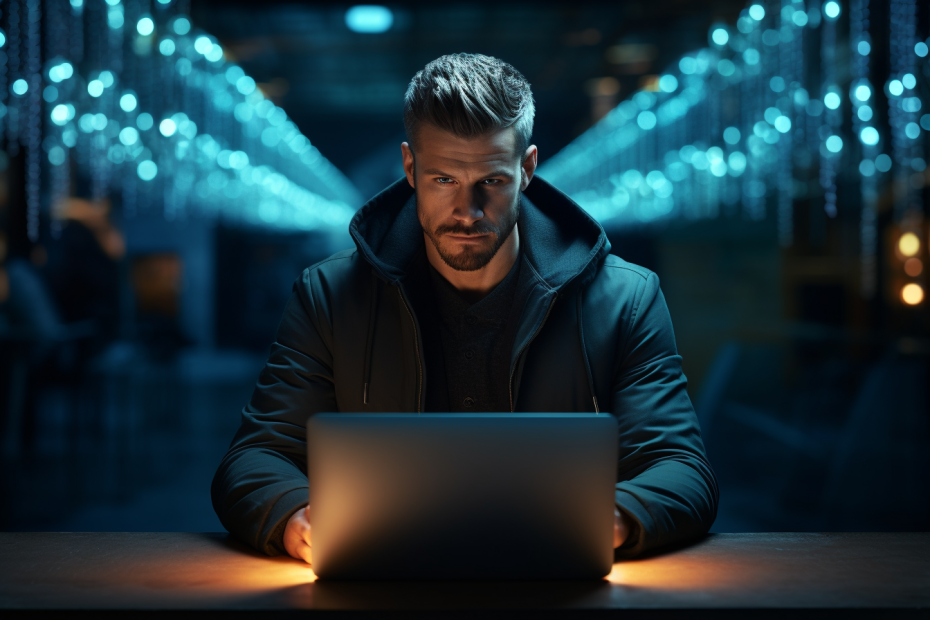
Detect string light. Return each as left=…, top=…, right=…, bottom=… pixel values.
left=0, top=0, right=360, bottom=244
left=538, top=0, right=929, bottom=299
left=888, top=0, right=922, bottom=223
left=25, top=0, right=42, bottom=242
left=850, top=0, right=879, bottom=299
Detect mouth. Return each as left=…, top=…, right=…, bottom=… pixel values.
left=445, top=233, right=490, bottom=243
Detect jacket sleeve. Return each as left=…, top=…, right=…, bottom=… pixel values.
left=211, top=267, right=337, bottom=556
left=611, top=271, right=719, bottom=557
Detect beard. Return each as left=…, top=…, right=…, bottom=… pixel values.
left=419, top=193, right=520, bottom=272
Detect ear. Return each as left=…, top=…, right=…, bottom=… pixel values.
left=520, top=145, right=538, bottom=191
left=401, top=142, right=416, bottom=189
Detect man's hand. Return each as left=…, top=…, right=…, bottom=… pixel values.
left=283, top=505, right=312, bottom=564
left=614, top=508, right=631, bottom=549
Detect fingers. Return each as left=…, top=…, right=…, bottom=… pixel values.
left=283, top=504, right=313, bottom=563
left=613, top=510, right=631, bottom=549
left=297, top=542, right=313, bottom=565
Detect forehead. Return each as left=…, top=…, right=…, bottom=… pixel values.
left=414, top=124, right=519, bottom=171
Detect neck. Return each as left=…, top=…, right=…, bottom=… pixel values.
left=425, top=225, right=520, bottom=303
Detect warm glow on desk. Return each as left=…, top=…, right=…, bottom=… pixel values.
left=606, top=554, right=762, bottom=592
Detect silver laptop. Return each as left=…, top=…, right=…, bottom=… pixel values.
left=306, top=413, right=618, bottom=580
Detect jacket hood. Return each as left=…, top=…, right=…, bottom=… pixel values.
left=348, top=176, right=610, bottom=293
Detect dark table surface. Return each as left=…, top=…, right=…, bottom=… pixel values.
left=1, top=532, right=928, bottom=617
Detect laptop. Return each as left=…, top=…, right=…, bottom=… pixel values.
left=306, top=412, right=618, bottom=580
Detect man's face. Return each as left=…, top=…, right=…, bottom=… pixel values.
left=402, top=124, right=536, bottom=272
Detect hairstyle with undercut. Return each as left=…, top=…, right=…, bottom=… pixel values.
left=403, top=53, right=535, bottom=157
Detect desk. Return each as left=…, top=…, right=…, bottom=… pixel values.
left=1, top=532, right=927, bottom=617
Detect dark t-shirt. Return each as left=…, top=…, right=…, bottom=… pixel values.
left=409, top=247, right=527, bottom=413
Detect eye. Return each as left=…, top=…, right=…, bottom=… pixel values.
left=480, top=178, right=501, bottom=185
left=435, top=177, right=454, bottom=184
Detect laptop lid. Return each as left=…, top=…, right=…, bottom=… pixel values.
left=306, top=413, right=618, bottom=580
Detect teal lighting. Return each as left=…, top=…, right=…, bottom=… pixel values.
left=137, top=16, right=154, bottom=36
left=50, top=104, right=70, bottom=125
left=87, top=79, right=104, bottom=98
left=823, top=1, right=840, bottom=19
left=748, top=4, right=765, bottom=20
left=159, top=118, right=177, bottom=137
left=119, top=127, right=140, bottom=145
left=12, top=79, right=28, bottom=96
left=637, top=111, right=657, bottom=130
left=658, top=75, right=678, bottom=93
left=120, top=92, right=138, bottom=112
left=137, top=112, right=154, bottom=131
left=345, top=5, right=394, bottom=33
left=137, top=160, right=158, bottom=181
left=860, top=127, right=880, bottom=146
left=173, top=17, right=191, bottom=35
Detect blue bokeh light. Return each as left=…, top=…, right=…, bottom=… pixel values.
left=172, top=17, right=190, bottom=35
left=137, top=16, right=154, bottom=36
left=637, top=111, right=657, bottom=130
left=345, top=5, right=394, bottom=34
left=87, top=79, right=104, bottom=97
left=860, top=127, right=879, bottom=146
left=137, top=160, right=158, bottom=181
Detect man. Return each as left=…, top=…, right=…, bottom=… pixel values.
left=212, top=54, right=718, bottom=565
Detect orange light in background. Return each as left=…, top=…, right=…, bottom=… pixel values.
left=585, top=77, right=621, bottom=97
left=639, top=75, right=660, bottom=91
left=904, top=258, right=923, bottom=277
left=898, top=232, right=921, bottom=257
left=901, top=283, right=924, bottom=306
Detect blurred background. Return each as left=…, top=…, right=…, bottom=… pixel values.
left=0, top=0, right=927, bottom=534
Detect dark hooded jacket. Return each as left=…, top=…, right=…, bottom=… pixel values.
left=212, top=176, right=718, bottom=558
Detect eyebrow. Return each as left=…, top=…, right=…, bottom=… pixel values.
left=422, top=168, right=515, bottom=180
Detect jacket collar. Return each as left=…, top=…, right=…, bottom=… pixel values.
left=348, top=176, right=610, bottom=293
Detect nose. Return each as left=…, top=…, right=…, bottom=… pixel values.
left=450, top=185, right=486, bottom=226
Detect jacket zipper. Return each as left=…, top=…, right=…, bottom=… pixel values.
left=397, top=286, right=423, bottom=413
left=509, top=294, right=558, bottom=412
